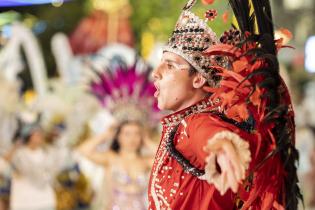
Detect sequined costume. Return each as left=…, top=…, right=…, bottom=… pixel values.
left=107, top=166, right=148, bottom=210
left=148, top=0, right=301, bottom=209
left=148, top=98, right=239, bottom=209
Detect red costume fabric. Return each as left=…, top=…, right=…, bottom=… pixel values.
left=149, top=0, right=301, bottom=209
left=148, top=99, right=238, bottom=209
left=148, top=97, right=287, bottom=210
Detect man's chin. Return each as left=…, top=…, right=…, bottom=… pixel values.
left=157, top=103, right=175, bottom=112
left=157, top=101, right=167, bottom=111
left=157, top=103, right=165, bottom=111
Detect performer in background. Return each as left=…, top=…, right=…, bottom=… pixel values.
left=5, top=117, right=61, bottom=210
left=78, top=57, right=159, bottom=210
left=78, top=121, right=152, bottom=210
left=148, top=0, right=302, bottom=209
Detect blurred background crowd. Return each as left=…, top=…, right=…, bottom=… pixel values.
left=0, top=0, right=314, bottom=210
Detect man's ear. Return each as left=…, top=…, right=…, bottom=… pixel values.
left=192, top=73, right=207, bottom=89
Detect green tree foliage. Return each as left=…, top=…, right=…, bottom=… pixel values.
left=0, top=0, right=231, bottom=78
left=129, top=0, right=232, bottom=44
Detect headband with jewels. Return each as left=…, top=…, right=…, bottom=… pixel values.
left=163, top=0, right=239, bottom=87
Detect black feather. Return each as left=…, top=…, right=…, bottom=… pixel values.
left=251, top=0, right=276, bottom=55
left=228, top=0, right=255, bottom=34
left=250, top=0, right=275, bottom=38
left=226, top=0, right=303, bottom=208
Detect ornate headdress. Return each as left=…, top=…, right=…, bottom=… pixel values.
left=164, top=0, right=238, bottom=87
left=166, top=0, right=302, bottom=209
left=87, top=53, right=160, bottom=127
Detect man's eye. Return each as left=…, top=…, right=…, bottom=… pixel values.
left=167, top=64, right=174, bottom=69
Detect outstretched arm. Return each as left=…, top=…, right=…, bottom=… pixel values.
left=3, top=140, right=22, bottom=162
left=77, top=127, right=116, bottom=167
left=176, top=114, right=252, bottom=195
left=203, top=131, right=251, bottom=195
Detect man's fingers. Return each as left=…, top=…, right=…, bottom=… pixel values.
left=217, top=153, right=239, bottom=193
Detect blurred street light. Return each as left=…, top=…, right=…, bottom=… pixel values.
left=284, top=0, right=313, bottom=10
left=305, top=36, right=315, bottom=73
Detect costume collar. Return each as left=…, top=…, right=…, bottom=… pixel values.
left=161, top=97, right=220, bottom=128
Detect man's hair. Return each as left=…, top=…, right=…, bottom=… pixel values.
left=188, top=65, right=197, bottom=76
left=188, top=65, right=212, bottom=88
left=189, top=65, right=212, bottom=97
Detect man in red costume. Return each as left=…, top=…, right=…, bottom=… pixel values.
left=148, top=0, right=302, bottom=209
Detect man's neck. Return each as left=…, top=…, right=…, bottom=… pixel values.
left=120, top=150, right=138, bottom=159
left=172, top=93, right=207, bottom=113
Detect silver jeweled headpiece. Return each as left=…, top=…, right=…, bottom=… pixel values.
left=163, top=0, right=230, bottom=87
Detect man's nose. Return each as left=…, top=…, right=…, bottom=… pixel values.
left=151, top=65, right=161, bottom=81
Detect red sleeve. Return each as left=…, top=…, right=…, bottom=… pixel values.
left=175, top=113, right=248, bottom=170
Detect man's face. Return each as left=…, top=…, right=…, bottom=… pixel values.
left=152, top=52, right=201, bottom=112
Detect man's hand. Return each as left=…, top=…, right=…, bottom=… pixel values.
left=203, top=131, right=251, bottom=195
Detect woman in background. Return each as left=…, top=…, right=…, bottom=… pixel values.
left=78, top=120, right=155, bottom=210
left=7, top=124, right=57, bottom=210
left=5, top=120, right=69, bottom=210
